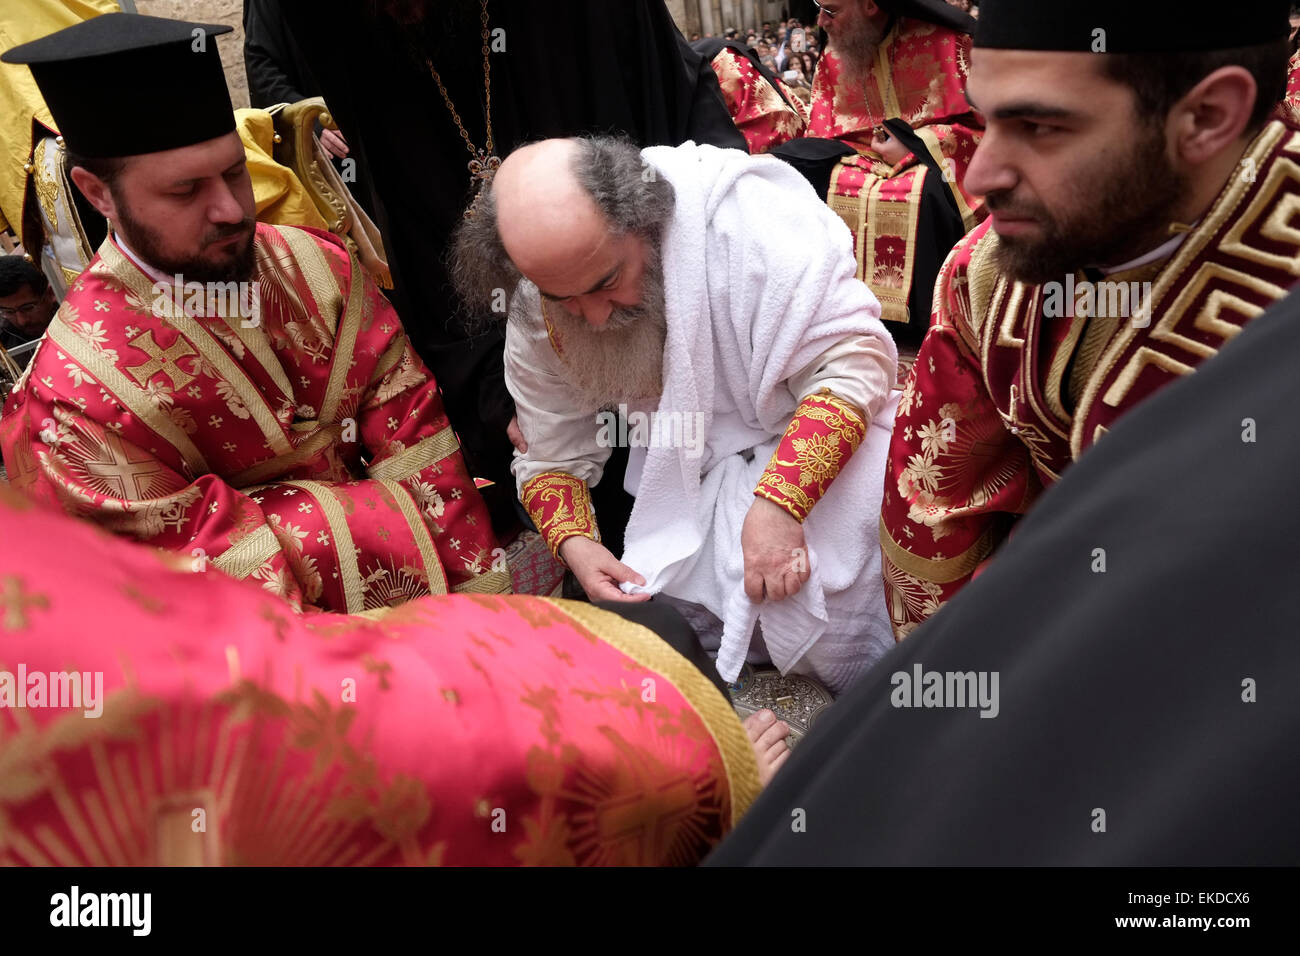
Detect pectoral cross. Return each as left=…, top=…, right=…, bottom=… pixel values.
left=468, top=149, right=501, bottom=185
left=463, top=151, right=501, bottom=221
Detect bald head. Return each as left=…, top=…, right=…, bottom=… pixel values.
left=494, top=139, right=614, bottom=282
left=449, top=134, right=675, bottom=327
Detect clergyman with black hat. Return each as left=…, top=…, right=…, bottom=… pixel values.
left=0, top=12, right=508, bottom=610
left=796, top=0, right=985, bottom=344
left=881, top=0, right=1298, bottom=638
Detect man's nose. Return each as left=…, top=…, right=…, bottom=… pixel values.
left=963, top=132, right=1016, bottom=199
left=580, top=297, right=613, bottom=328
left=209, top=180, right=246, bottom=224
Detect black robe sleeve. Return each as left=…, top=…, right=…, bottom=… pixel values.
left=242, top=0, right=311, bottom=108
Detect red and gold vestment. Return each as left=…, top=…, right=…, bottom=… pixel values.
left=806, top=18, right=983, bottom=325
left=0, top=483, right=758, bottom=865
left=882, top=120, right=1300, bottom=637
left=707, top=46, right=809, bottom=153
left=1276, top=43, right=1300, bottom=126
left=0, top=223, right=505, bottom=612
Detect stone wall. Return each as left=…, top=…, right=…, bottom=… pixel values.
left=134, top=0, right=249, bottom=110
left=669, top=0, right=792, bottom=39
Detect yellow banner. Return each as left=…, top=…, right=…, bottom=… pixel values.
left=0, top=0, right=121, bottom=233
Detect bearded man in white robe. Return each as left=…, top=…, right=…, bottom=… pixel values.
left=451, top=135, right=898, bottom=712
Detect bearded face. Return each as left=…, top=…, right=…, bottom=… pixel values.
left=115, top=199, right=256, bottom=284
left=830, top=5, right=890, bottom=82
left=542, top=241, right=667, bottom=411
left=988, top=122, right=1189, bottom=285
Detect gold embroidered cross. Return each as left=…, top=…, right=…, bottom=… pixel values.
left=125, top=330, right=198, bottom=390
left=592, top=775, right=700, bottom=864
left=1, top=574, right=49, bottom=631
left=83, top=430, right=165, bottom=499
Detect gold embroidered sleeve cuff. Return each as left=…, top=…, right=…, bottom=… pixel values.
left=521, top=471, right=600, bottom=560
left=755, top=391, right=867, bottom=522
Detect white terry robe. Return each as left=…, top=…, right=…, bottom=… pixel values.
left=506, top=141, right=898, bottom=694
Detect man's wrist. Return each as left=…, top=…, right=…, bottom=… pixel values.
left=557, top=534, right=596, bottom=567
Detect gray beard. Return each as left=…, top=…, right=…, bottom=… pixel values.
left=833, top=18, right=887, bottom=85
left=543, top=247, right=667, bottom=411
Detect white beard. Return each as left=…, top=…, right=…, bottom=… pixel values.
left=546, top=302, right=666, bottom=410
left=543, top=246, right=667, bottom=410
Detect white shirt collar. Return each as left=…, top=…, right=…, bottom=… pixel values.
left=111, top=231, right=170, bottom=285
left=1097, top=228, right=1192, bottom=276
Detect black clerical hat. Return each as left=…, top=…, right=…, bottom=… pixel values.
left=2, top=12, right=236, bottom=158
left=975, top=0, right=1292, bottom=53
left=880, top=0, right=976, bottom=35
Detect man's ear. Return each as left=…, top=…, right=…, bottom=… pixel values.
left=1168, top=65, right=1258, bottom=166
left=68, top=165, right=118, bottom=222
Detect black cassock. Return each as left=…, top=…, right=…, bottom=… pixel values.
left=275, top=0, right=744, bottom=536
left=708, top=287, right=1300, bottom=866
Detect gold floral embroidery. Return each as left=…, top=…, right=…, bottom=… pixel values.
left=521, top=472, right=600, bottom=560
left=755, top=392, right=866, bottom=522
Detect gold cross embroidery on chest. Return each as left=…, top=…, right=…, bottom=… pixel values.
left=125, top=330, right=198, bottom=391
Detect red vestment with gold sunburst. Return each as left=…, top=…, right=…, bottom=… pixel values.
left=706, top=46, right=809, bottom=153
left=0, top=483, right=759, bottom=865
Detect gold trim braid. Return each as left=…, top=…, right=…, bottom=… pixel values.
left=318, top=245, right=367, bottom=424
left=280, top=479, right=364, bottom=612
left=367, top=426, right=460, bottom=482
left=375, top=477, right=449, bottom=596
left=227, top=423, right=342, bottom=488
left=212, top=524, right=280, bottom=579
left=544, top=599, right=761, bottom=826
left=879, top=521, right=999, bottom=584
left=452, top=568, right=512, bottom=594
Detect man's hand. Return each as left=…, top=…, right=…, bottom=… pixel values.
left=507, top=415, right=528, bottom=453
left=319, top=127, right=350, bottom=160
left=742, top=496, right=811, bottom=602
left=870, top=126, right=909, bottom=166
left=559, top=536, right=650, bottom=603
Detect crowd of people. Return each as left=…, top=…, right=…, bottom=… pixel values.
left=0, top=0, right=1297, bottom=868
left=688, top=17, right=825, bottom=91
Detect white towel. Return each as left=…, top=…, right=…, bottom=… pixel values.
left=618, top=142, right=898, bottom=694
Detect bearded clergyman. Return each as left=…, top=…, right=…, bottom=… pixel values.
left=797, top=0, right=985, bottom=344
left=452, top=136, right=899, bottom=696
left=882, top=0, right=1299, bottom=637
left=0, top=14, right=506, bottom=610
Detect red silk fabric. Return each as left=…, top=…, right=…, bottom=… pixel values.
left=0, top=485, right=758, bottom=865
left=0, top=224, right=503, bottom=611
